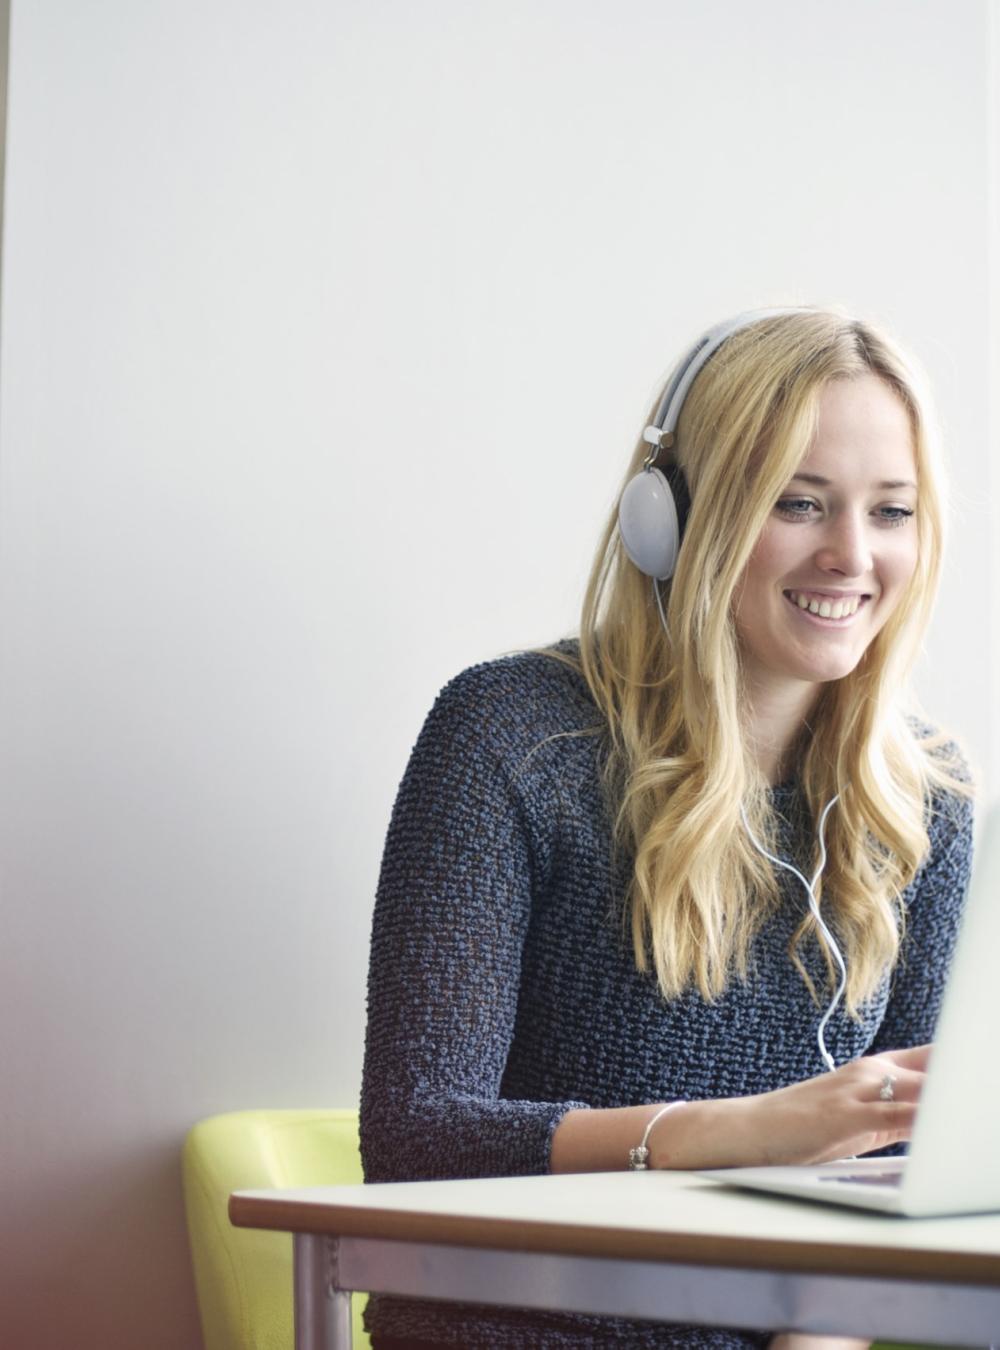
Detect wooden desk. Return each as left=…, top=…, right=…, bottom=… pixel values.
left=230, top=1171, right=1000, bottom=1349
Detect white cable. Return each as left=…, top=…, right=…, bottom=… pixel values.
left=652, top=577, right=670, bottom=640
left=740, top=794, right=847, bottom=1073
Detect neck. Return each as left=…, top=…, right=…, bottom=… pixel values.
left=743, top=674, right=822, bottom=785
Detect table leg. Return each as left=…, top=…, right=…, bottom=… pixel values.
left=293, top=1233, right=353, bottom=1350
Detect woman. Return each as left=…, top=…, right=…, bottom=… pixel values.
left=360, top=308, right=974, bottom=1349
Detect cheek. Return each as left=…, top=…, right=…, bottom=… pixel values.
left=740, top=525, right=787, bottom=594
left=883, top=535, right=920, bottom=597
left=868, top=538, right=920, bottom=640
left=733, top=535, right=784, bottom=635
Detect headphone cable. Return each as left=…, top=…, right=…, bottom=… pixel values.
left=741, top=794, right=847, bottom=1073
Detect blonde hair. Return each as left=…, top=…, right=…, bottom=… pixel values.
left=562, top=308, right=969, bottom=1014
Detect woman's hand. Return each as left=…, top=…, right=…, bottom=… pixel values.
left=650, top=1045, right=929, bottom=1170
left=769, top=1337, right=870, bottom=1350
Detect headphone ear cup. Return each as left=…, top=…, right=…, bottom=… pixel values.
left=618, top=468, right=682, bottom=580
left=663, top=464, right=691, bottom=541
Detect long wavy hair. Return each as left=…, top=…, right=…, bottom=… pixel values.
left=562, top=308, right=969, bottom=1014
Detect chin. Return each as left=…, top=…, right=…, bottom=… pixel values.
left=790, top=653, right=866, bottom=684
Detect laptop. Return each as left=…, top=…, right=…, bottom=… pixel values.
left=698, top=799, right=1000, bottom=1217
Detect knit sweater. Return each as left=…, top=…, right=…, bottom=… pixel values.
left=360, top=645, right=973, bottom=1349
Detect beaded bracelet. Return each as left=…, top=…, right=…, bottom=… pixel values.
left=627, top=1101, right=685, bottom=1171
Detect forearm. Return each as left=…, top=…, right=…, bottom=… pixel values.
left=363, top=1088, right=590, bottom=1182
left=551, top=1046, right=926, bottom=1174
left=550, top=1099, right=743, bottom=1173
left=549, top=1103, right=671, bottom=1173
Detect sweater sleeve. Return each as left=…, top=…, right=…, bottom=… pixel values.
left=866, top=789, right=975, bottom=1057
left=360, top=666, right=589, bottom=1183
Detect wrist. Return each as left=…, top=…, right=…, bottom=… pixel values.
left=647, top=1097, right=751, bottom=1170
left=646, top=1099, right=701, bottom=1170
left=628, top=1102, right=683, bottom=1170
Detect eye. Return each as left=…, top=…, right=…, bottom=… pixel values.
left=875, top=505, right=915, bottom=528
left=775, top=497, right=820, bottom=521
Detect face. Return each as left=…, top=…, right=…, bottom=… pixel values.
left=733, top=374, right=919, bottom=698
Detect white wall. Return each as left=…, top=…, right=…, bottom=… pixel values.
left=0, top=2, right=993, bottom=1346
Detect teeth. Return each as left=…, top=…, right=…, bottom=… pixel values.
left=788, top=591, right=860, bottom=619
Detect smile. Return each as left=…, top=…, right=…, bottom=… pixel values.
left=783, top=589, right=871, bottom=624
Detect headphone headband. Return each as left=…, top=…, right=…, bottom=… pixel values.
left=644, top=307, right=805, bottom=451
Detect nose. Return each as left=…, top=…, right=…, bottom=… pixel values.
left=813, top=509, right=874, bottom=579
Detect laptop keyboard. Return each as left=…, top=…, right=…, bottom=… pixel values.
left=819, top=1169, right=904, bottom=1187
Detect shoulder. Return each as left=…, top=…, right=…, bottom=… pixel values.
left=892, top=720, right=975, bottom=910
left=906, top=714, right=972, bottom=776
left=428, top=639, right=601, bottom=754
left=395, top=642, right=606, bottom=849
left=903, top=715, right=975, bottom=841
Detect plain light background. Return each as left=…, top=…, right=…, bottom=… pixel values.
left=0, top=2, right=996, bottom=1346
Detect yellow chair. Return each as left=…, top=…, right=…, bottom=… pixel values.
left=183, top=1114, right=930, bottom=1350
left=183, top=1108, right=370, bottom=1350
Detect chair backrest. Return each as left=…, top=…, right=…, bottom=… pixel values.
left=183, top=1108, right=369, bottom=1350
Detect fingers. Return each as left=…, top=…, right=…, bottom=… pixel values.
left=837, top=1053, right=924, bottom=1103
left=845, top=1059, right=925, bottom=1155
left=866, top=1065, right=923, bottom=1105
left=821, top=1058, right=925, bottom=1158
left=858, top=1100, right=920, bottom=1155
left=876, top=1043, right=931, bottom=1071
left=863, top=1046, right=930, bottom=1110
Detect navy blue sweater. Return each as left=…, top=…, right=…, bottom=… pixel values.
left=360, top=646, right=973, bottom=1348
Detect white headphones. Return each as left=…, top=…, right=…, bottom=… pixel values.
left=618, top=307, right=804, bottom=580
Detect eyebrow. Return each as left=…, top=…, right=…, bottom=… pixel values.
left=789, top=472, right=917, bottom=491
